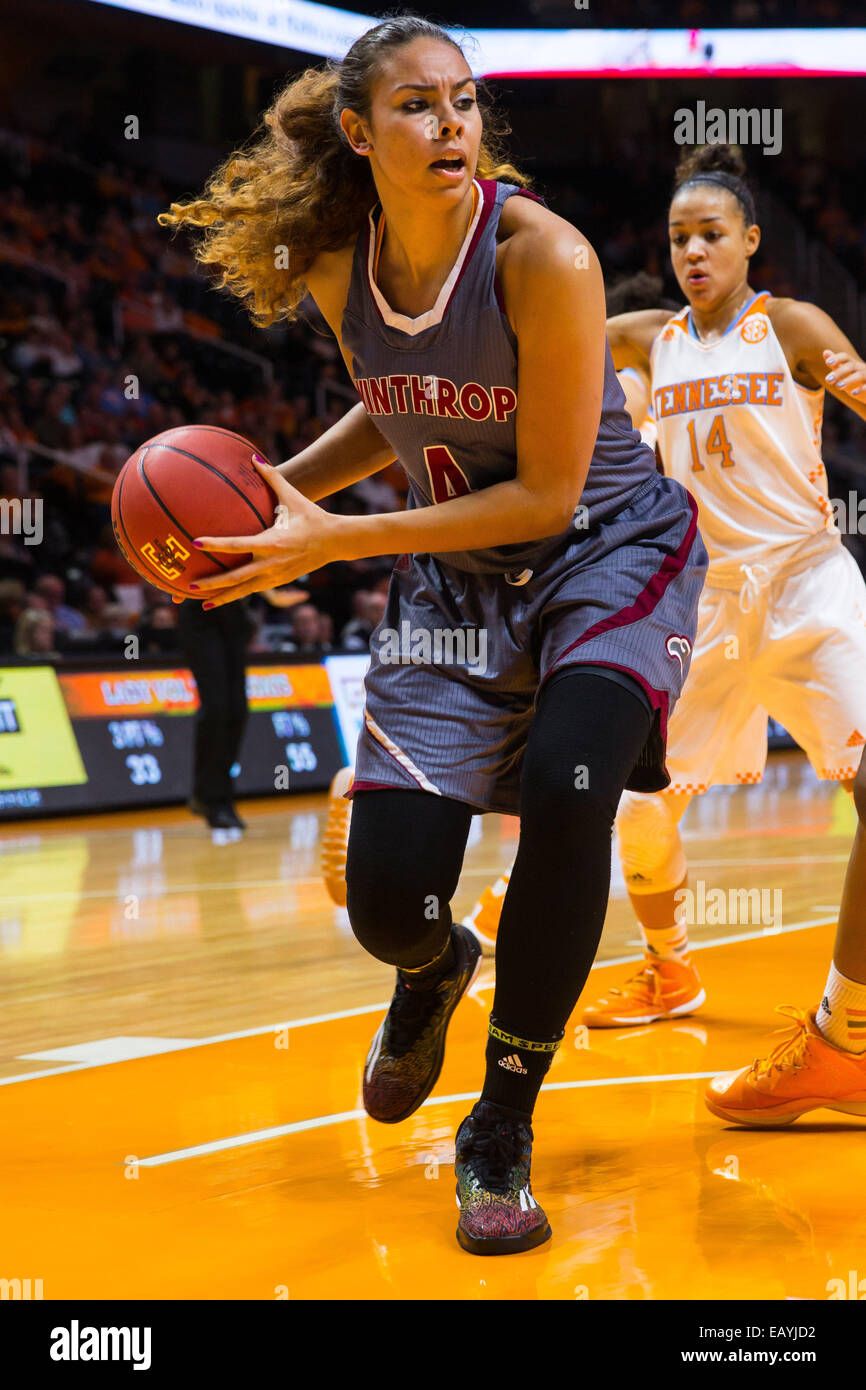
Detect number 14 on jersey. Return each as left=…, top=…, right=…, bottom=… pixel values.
left=686, top=413, right=735, bottom=471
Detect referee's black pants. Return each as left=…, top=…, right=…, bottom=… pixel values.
left=177, top=602, right=249, bottom=807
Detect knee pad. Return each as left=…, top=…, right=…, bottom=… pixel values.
left=616, top=791, right=688, bottom=895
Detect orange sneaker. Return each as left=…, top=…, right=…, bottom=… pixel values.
left=706, top=1006, right=866, bottom=1127
left=320, top=765, right=353, bottom=907
left=461, top=872, right=510, bottom=955
left=582, top=956, right=706, bottom=1028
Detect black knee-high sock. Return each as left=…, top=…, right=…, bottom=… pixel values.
left=481, top=670, right=653, bottom=1115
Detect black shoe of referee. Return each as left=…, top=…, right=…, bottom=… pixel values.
left=189, top=798, right=246, bottom=831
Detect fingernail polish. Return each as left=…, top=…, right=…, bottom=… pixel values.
left=193, top=540, right=204, bottom=549
left=826, top=374, right=836, bottom=383
left=202, top=601, right=214, bottom=611
left=189, top=583, right=199, bottom=591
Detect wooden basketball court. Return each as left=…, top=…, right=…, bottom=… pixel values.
left=2, top=751, right=864, bottom=1300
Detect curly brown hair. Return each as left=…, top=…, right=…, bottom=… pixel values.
left=159, top=13, right=530, bottom=327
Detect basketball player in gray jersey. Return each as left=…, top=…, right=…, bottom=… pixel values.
left=163, top=14, right=707, bottom=1254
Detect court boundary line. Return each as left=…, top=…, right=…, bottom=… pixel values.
left=137, top=1071, right=723, bottom=1167
left=0, top=912, right=835, bottom=1087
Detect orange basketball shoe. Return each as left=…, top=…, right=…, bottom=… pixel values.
left=706, top=1006, right=866, bottom=1126
left=582, top=956, right=706, bottom=1028
left=321, top=765, right=353, bottom=907
left=461, top=872, right=510, bottom=955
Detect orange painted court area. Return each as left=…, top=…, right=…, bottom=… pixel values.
left=2, top=757, right=864, bottom=1300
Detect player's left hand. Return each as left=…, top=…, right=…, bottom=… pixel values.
left=188, top=457, right=340, bottom=608
left=823, top=349, right=866, bottom=397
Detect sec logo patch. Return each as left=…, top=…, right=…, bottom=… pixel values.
left=741, top=317, right=768, bottom=344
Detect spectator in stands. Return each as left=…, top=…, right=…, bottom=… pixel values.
left=33, top=574, right=87, bottom=636
left=137, top=602, right=179, bottom=656
left=340, top=591, right=387, bottom=652
left=351, top=472, right=402, bottom=514
left=89, top=522, right=140, bottom=589
left=0, top=578, right=26, bottom=655
left=285, top=603, right=332, bottom=657
left=14, top=607, right=58, bottom=657
left=69, top=583, right=128, bottom=650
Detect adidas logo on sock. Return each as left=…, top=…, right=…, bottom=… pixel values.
left=498, top=1052, right=528, bottom=1075
left=821, top=995, right=832, bottom=1017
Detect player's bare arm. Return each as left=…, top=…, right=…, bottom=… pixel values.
left=191, top=219, right=608, bottom=604
left=769, top=297, right=866, bottom=423
left=606, top=309, right=675, bottom=372
left=617, top=366, right=652, bottom=428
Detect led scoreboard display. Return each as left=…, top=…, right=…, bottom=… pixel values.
left=0, top=657, right=364, bottom=820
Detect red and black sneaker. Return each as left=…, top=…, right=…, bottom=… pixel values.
left=362, top=923, right=481, bottom=1125
left=455, top=1100, right=551, bottom=1256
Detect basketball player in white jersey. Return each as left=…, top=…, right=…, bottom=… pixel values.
left=464, top=147, right=866, bottom=1122
left=594, top=145, right=866, bottom=1125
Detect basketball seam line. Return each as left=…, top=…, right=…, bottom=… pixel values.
left=137, top=453, right=234, bottom=573
left=148, top=441, right=269, bottom=529
left=114, top=465, right=175, bottom=594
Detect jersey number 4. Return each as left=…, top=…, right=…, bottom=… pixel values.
left=686, top=414, right=735, bottom=471
left=424, top=444, right=472, bottom=502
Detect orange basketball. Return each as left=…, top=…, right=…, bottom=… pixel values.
left=111, top=425, right=276, bottom=597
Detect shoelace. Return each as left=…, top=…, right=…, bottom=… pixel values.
left=388, top=977, right=445, bottom=1055
left=738, top=562, right=772, bottom=615
left=748, top=1005, right=811, bottom=1081
left=462, top=1121, right=526, bottom=1193
left=609, top=962, right=664, bottom=1003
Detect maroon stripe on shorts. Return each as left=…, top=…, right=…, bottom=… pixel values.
left=346, top=779, right=407, bottom=799
left=554, top=491, right=698, bottom=659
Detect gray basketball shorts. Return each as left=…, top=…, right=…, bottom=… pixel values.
left=351, top=473, right=708, bottom=815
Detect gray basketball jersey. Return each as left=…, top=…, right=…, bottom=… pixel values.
left=341, top=178, right=657, bottom=574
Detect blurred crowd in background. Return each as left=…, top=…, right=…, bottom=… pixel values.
left=0, top=136, right=406, bottom=660
left=1, top=120, right=865, bottom=662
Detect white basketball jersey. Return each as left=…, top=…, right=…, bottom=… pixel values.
left=650, top=291, right=838, bottom=587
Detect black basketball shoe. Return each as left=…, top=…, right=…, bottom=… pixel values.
left=363, top=923, right=481, bottom=1124
left=455, top=1100, right=551, bottom=1255
left=188, top=798, right=245, bottom=831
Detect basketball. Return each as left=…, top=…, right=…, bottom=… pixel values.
left=111, top=425, right=277, bottom=597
